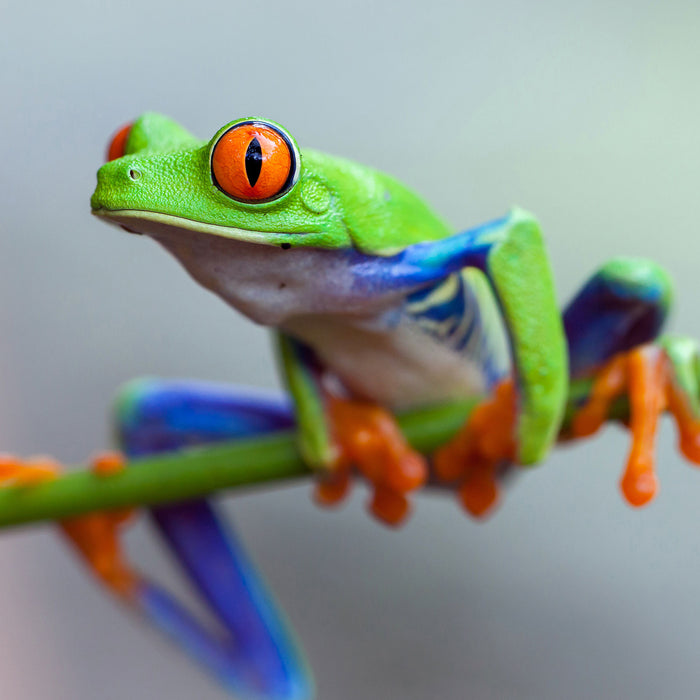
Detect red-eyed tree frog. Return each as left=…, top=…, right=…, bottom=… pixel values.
left=12, top=113, right=700, bottom=700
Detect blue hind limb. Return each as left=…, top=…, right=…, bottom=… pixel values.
left=563, top=258, right=673, bottom=379
left=114, top=379, right=312, bottom=700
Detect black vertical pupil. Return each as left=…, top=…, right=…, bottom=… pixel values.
left=245, top=137, right=263, bottom=187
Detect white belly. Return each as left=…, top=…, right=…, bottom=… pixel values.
left=283, top=315, right=486, bottom=409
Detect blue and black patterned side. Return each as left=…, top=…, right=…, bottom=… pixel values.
left=404, top=270, right=510, bottom=387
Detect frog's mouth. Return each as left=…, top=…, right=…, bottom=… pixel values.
left=91, top=208, right=299, bottom=247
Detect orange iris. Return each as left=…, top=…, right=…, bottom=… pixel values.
left=211, top=122, right=295, bottom=202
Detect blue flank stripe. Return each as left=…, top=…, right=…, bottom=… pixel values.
left=406, top=274, right=478, bottom=356
left=405, top=271, right=509, bottom=387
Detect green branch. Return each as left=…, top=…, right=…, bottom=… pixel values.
left=0, top=399, right=480, bottom=530
left=0, top=376, right=634, bottom=531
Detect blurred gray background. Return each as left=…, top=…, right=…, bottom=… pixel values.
left=3, top=1, right=700, bottom=698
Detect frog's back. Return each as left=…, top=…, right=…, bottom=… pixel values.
left=301, top=149, right=455, bottom=254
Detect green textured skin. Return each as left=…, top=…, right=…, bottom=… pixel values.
left=125, top=113, right=200, bottom=154
left=92, top=114, right=453, bottom=255
left=488, top=210, right=568, bottom=464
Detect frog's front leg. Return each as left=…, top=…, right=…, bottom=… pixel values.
left=277, top=334, right=427, bottom=526
left=434, top=211, right=568, bottom=514
left=0, top=454, right=138, bottom=589
left=61, top=380, right=312, bottom=700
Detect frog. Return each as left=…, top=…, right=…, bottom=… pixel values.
left=28, top=112, right=700, bottom=700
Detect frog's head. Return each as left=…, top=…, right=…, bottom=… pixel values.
left=91, top=113, right=451, bottom=324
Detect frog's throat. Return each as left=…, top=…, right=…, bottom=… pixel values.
left=91, top=208, right=298, bottom=246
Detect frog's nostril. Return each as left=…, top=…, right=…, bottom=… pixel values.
left=128, top=168, right=142, bottom=181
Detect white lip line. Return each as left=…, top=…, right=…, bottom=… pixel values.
left=92, top=208, right=303, bottom=244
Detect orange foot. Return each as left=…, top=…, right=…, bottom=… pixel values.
left=571, top=345, right=700, bottom=507
left=433, top=380, right=516, bottom=519
left=0, top=454, right=60, bottom=486
left=60, top=451, right=139, bottom=597
left=314, top=397, right=428, bottom=527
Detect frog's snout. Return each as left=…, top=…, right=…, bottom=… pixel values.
left=91, top=158, right=145, bottom=215
left=90, top=160, right=148, bottom=236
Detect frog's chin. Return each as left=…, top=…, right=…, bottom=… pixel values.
left=91, top=208, right=291, bottom=247
left=93, top=210, right=393, bottom=327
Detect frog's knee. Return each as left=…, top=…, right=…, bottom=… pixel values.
left=597, top=258, right=674, bottom=312
left=565, top=258, right=675, bottom=379
left=111, top=377, right=161, bottom=437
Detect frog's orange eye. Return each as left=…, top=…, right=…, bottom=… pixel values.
left=211, top=121, right=298, bottom=203
left=106, top=123, right=133, bottom=162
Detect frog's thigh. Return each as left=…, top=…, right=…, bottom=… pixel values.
left=563, top=258, right=673, bottom=378
left=113, top=378, right=295, bottom=456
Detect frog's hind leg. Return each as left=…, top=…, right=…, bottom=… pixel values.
left=564, top=260, right=700, bottom=507
left=563, top=257, right=673, bottom=379
left=63, top=379, right=311, bottom=700
left=564, top=259, right=672, bottom=504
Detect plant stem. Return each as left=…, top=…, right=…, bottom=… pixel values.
left=0, top=377, right=634, bottom=531
left=0, top=399, right=479, bottom=530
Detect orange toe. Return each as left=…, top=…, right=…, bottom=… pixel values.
left=574, top=346, right=671, bottom=509
left=458, top=464, right=500, bottom=518
left=0, top=454, right=60, bottom=486
left=326, top=397, right=427, bottom=525
left=571, top=354, right=628, bottom=440
left=678, top=431, right=700, bottom=464
left=382, top=449, right=427, bottom=493
left=91, top=451, right=126, bottom=477
left=619, top=347, right=666, bottom=507
left=432, top=442, right=470, bottom=483
left=620, top=467, right=658, bottom=507
left=369, top=485, right=410, bottom=527
left=61, top=511, right=138, bottom=597
left=314, top=469, right=352, bottom=507
left=90, top=451, right=133, bottom=524
left=434, top=380, right=514, bottom=518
